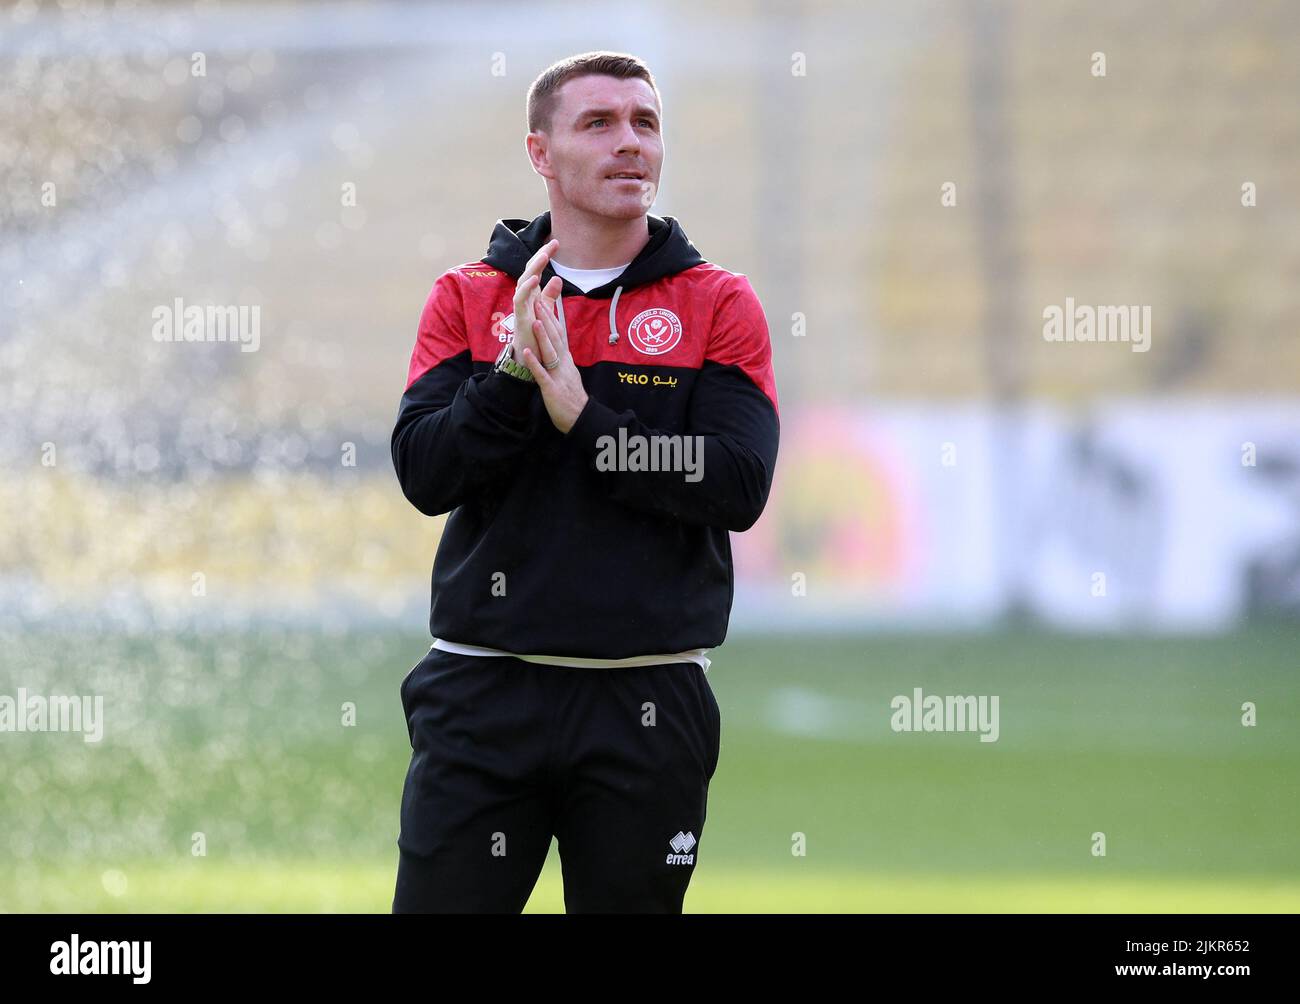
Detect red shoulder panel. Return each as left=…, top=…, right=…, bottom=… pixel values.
left=706, top=273, right=780, bottom=417
left=405, top=270, right=467, bottom=391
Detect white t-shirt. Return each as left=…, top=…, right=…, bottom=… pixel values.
left=549, top=259, right=632, bottom=293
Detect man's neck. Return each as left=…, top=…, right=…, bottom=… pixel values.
left=547, top=205, right=650, bottom=269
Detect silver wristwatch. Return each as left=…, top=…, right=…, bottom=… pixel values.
left=494, top=340, right=535, bottom=383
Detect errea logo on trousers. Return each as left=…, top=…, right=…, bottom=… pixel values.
left=667, top=830, right=697, bottom=865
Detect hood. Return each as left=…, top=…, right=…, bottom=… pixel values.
left=481, top=211, right=705, bottom=348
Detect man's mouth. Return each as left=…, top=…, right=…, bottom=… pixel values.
left=606, top=172, right=645, bottom=181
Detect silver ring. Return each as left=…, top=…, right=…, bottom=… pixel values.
left=543, top=355, right=561, bottom=370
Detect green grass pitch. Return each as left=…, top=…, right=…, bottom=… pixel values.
left=2, top=626, right=1296, bottom=912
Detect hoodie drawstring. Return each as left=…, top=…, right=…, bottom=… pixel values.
left=551, top=284, right=623, bottom=346
left=608, top=285, right=623, bottom=345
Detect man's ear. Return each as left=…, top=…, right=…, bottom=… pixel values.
left=526, top=131, right=554, bottom=180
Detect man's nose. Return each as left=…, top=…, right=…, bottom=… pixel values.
left=613, top=120, right=641, bottom=155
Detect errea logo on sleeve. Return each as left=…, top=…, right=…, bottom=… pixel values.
left=491, top=309, right=515, bottom=342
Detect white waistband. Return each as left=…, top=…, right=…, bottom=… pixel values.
left=431, top=638, right=711, bottom=673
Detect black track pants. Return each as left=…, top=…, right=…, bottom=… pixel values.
left=392, top=646, right=721, bottom=913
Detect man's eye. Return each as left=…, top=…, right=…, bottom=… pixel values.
left=588, top=118, right=605, bottom=127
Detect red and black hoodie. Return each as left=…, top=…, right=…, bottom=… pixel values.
left=391, top=211, right=780, bottom=659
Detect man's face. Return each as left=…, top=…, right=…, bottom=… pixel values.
left=530, top=74, right=663, bottom=220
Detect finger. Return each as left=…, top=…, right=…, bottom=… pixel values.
left=513, top=280, right=545, bottom=353
left=533, top=294, right=565, bottom=355
left=534, top=287, right=568, bottom=353
left=552, top=287, right=568, bottom=342
left=531, top=313, right=557, bottom=366
left=535, top=276, right=564, bottom=328
left=520, top=241, right=555, bottom=284
left=519, top=345, right=552, bottom=386
left=519, top=238, right=559, bottom=288
left=539, top=274, right=563, bottom=304
left=512, top=273, right=540, bottom=315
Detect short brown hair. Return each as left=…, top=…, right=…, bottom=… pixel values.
left=526, top=51, right=661, bottom=134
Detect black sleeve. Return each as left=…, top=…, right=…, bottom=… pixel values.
left=391, top=272, right=541, bottom=517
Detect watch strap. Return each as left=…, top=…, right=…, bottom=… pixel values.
left=494, top=341, right=536, bottom=383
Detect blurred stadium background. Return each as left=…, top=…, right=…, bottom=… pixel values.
left=1, top=0, right=1297, bottom=912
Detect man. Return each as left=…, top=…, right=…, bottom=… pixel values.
left=390, top=51, right=779, bottom=913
